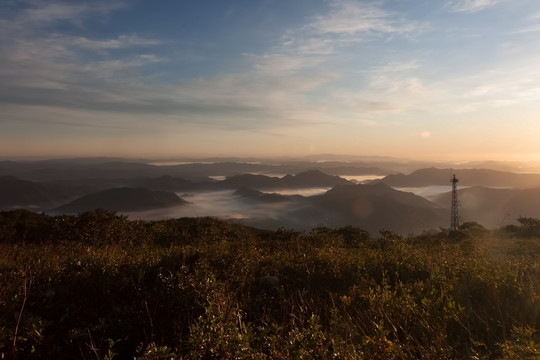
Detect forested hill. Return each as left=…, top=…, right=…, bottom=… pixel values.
left=53, top=187, right=187, bottom=213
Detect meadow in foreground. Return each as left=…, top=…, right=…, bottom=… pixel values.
left=1, top=210, right=539, bottom=359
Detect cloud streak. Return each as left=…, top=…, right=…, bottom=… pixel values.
left=1, top=0, right=428, bottom=133
left=20, top=1, right=124, bottom=24
left=309, top=1, right=424, bottom=38
left=0, top=2, right=167, bottom=114
left=446, top=0, right=503, bottom=13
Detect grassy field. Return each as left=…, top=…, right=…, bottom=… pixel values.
left=1, top=210, right=539, bottom=359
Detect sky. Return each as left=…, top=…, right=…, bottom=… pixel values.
left=2, top=0, right=540, bottom=162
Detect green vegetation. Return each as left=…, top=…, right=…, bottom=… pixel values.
left=1, top=210, right=540, bottom=359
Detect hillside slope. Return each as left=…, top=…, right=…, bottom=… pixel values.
left=266, top=182, right=448, bottom=234
left=430, top=186, right=540, bottom=228
left=0, top=176, right=81, bottom=210
left=54, top=187, right=187, bottom=213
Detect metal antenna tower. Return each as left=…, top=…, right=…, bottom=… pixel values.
left=450, top=174, right=460, bottom=231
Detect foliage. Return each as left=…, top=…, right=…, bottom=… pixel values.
left=500, top=216, right=540, bottom=239
left=0, top=210, right=540, bottom=359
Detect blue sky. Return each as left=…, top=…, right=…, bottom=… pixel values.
left=2, top=0, right=540, bottom=161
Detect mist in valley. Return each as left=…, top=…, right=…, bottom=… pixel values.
left=124, top=188, right=332, bottom=231
left=124, top=190, right=292, bottom=222
left=3, top=157, right=540, bottom=235
left=123, top=184, right=459, bottom=233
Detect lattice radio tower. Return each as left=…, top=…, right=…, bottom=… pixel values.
left=450, top=174, right=460, bottom=231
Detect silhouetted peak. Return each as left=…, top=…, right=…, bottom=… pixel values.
left=54, top=187, right=187, bottom=213
left=325, top=181, right=393, bottom=197
left=234, top=187, right=263, bottom=197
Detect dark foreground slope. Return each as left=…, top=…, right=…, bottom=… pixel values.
left=1, top=210, right=539, bottom=359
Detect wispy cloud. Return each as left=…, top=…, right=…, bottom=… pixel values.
left=0, top=0, right=427, bottom=133
left=446, top=0, right=503, bottom=13
left=71, top=35, right=162, bottom=51
left=513, top=12, right=540, bottom=34
left=0, top=1, right=166, bottom=110
left=309, top=0, right=423, bottom=37
left=328, top=61, right=432, bottom=118
left=437, top=60, right=540, bottom=115
left=508, top=11, right=540, bottom=34
left=237, top=1, right=428, bottom=123
left=513, top=24, right=540, bottom=33
left=19, top=2, right=124, bottom=25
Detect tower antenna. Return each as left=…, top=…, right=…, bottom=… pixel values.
left=450, top=173, right=460, bottom=231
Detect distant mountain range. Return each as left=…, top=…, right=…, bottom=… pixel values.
left=0, top=170, right=352, bottom=211
left=0, top=159, right=387, bottom=181
left=3, top=159, right=540, bottom=234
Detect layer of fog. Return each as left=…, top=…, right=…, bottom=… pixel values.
left=271, top=188, right=330, bottom=196
left=254, top=174, right=385, bottom=183
left=341, top=175, right=385, bottom=183
left=125, top=183, right=455, bottom=225
left=396, top=185, right=470, bottom=197
left=125, top=190, right=305, bottom=224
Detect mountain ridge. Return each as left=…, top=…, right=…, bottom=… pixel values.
left=381, top=168, right=540, bottom=188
